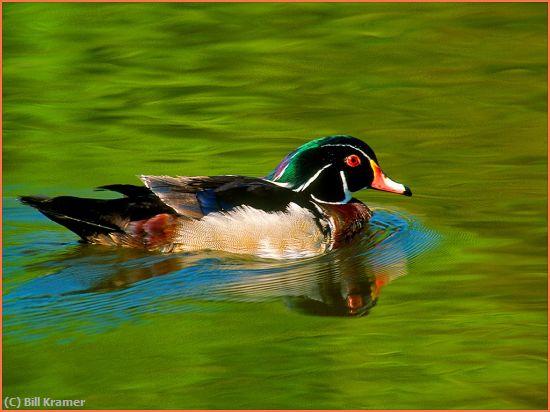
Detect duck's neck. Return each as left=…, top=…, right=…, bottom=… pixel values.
left=318, top=200, right=372, bottom=247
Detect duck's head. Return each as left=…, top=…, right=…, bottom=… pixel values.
left=266, top=135, right=412, bottom=204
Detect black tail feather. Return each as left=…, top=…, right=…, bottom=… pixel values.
left=20, top=186, right=174, bottom=241
left=20, top=195, right=125, bottom=240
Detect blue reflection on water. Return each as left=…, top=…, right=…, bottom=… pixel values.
left=4, top=207, right=439, bottom=340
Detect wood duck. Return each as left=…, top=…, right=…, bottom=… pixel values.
left=21, top=135, right=411, bottom=259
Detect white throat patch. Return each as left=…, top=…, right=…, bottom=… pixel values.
left=311, top=170, right=352, bottom=205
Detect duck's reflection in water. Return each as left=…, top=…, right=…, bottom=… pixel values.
left=63, top=209, right=409, bottom=317
left=221, top=223, right=408, bottom=317
left=7, top=210, right=430, bottom=334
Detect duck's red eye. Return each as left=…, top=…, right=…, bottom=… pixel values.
left=345, top=154, right=361, bottom=167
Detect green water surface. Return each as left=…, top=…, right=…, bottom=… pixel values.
left=3, top=3, right=548, bottom=410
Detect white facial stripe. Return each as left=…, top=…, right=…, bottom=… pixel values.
left=321, top=143, right=373, bottom=162
left=339, top=170, right=352, bottom=202
left=294, top=163, right=332, bottom=192
left=310, top=170, right=352, bottom=205
left=272, top=161, right=291, bottom=180
left=269, top=180, right=293, bottom=188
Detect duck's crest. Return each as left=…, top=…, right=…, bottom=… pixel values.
left=266, top=135, right=356, bottom=184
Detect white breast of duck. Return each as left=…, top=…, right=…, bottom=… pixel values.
left=169, top=202, right=330, bottom=259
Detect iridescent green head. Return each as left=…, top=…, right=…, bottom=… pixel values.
left=266, top=135, right=411, bottom=204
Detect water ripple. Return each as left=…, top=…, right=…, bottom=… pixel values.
left=4, top=209, right=440, bottom=339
